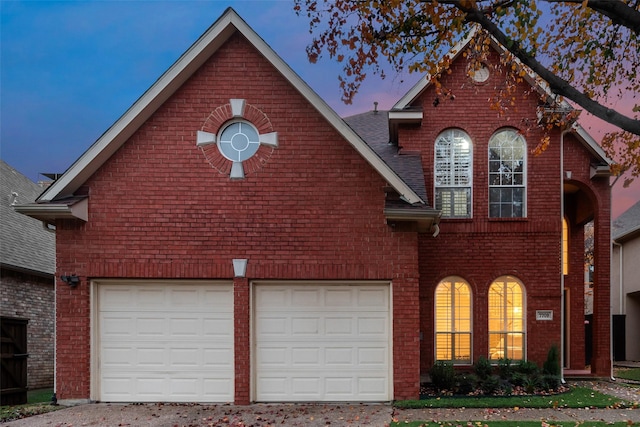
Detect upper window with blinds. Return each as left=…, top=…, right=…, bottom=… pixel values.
left=434, top=129, right=473, bottom=218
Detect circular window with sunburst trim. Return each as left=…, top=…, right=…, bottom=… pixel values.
left=218, top=121, right=261, bottom=162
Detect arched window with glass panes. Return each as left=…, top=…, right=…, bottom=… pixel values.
left=488, top=276, right=526, bottom=362
left=434, top=129, right=473, bottom=218
left=488, top=129, right=526, bottom=218
left=435, top=277, right=473, bottom=364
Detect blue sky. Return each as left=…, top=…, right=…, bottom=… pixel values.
left=1, top=1, right=638, bottom=217
left=1, top=1, right=413, bottom=182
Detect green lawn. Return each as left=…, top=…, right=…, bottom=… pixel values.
left=616, top=368, right=640, bottom=382
left=390, top=422, right=639, bottom=427
left=27, top=388, right=54, bottom=404
left=394, top=386, right=635, bottom=409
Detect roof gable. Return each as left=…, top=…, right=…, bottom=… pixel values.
left=37, top=8, right=424, bottom=205
left=392, top=28, right=612, bottom=166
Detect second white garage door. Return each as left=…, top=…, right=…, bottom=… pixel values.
left=96, top=281, right=234, bottom=403
left=254, top=283, right=391, bottom=401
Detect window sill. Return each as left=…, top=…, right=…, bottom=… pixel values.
left=488, top=217, right=528, bottom=222
left=440, top=217, right=473, bottom=222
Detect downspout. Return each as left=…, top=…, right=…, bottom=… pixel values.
left=611, top=240, right=622, bottom=381
left=52, top=277, right=58, bottom=404
left=609, top=176, right=622, bottom=382
left=560, top=128, right=569, bottom=384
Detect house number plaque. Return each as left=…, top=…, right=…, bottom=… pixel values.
left=536, top=310, right=553, bottom=321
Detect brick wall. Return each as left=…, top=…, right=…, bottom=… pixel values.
left=1, top=268, right=55, bottom=389
left=395, top=48, right=609, bottom=373
left=54, top=33, right=421, bottom=401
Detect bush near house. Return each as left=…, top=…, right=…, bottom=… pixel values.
left=425, top=347, right=564, bottom=396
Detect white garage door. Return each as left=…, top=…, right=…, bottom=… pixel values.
left=97, top=282, right=234, bottom=402
left=254, top=283, right=390, bottom=401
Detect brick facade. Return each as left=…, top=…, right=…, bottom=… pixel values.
left=53, top=33, right=421, bottom=401
left=1, top=269, right=55, bottom=389
left=47, top=15, right=611, bottom=403
left=399, top=50, right=611, bottom=375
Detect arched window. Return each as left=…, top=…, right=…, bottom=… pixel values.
left=488, top=276, right=525, bottom=361
left=435, top=129, right=473, bottom=218
left=488, top=129, right=526, bottom=217
left=435, top=277, right=472, bottom=364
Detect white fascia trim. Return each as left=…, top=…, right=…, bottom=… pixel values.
left=14, top=198, right=88, bottom=222
left=573, top=123, right=613, bottom=165
left=388, top=110, right=423, bottom=121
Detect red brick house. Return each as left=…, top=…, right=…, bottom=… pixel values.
left=16, top=8, right=612, bottom=404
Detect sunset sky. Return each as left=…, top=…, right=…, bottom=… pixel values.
left=2, top=1, right=638, bottom=218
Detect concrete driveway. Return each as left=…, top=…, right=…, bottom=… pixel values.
left=4, top=402, right=640, bottom=427
left=2, top=402, right=394, bottom=426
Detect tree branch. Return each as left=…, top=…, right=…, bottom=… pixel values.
left=543, top=0, right=640, bottom=34
left=461, top=7, right=640, bottom=135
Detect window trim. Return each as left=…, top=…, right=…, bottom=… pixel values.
left=434, top=129, right=473, bottom=219
left=488, top=275, right=526, bottom=362
left=434, top=276, right=473, bottom=365
left=488, top=128, right=527, bottom=218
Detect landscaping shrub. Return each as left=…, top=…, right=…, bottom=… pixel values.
left=509, top=371, right=525, bottom=387
left=474, top=356, right=493, bottom=380
left=499, top=378, right=513, bottom=395
left=523, top=374, right=542, bottom=394
left=455, top=372, right=478, bottom=395
left=481, top=374, right=501, bottom=395
left=542, top=373, right=562, bottom=391
left=430, top=361, right=456, bottom=391
left=497, top=358, right=513, bottom=379
left=543, top=344, right=561, bottom=376
left=515, top=359, right=539, bottom=376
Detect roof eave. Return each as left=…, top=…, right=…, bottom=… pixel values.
left=384, top=206, right=441, bottom=233
left=614, top=224, right=640, bottom=243
left=14, top=198, right=88, bottom=222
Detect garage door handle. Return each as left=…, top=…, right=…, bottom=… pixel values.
left=13, top=353, right=29, bottom=358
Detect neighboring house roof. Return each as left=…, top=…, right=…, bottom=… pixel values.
left=29, top=7, right=425, bottom=208
left=392, top=27, right=612, bottom=167
left=613, top=200, right=640, bottom=243
left=0, top=160, right=55, bottom=276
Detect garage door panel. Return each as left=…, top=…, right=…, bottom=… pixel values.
left=325, top=317, right=354, bottom=335
left=358, top=316, right=387, bottom=335
left=98, top=282, right=233, bottom=402
left=325, top=347, right=353, bottom=365
left=255, top=284, right=390, bottom=401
